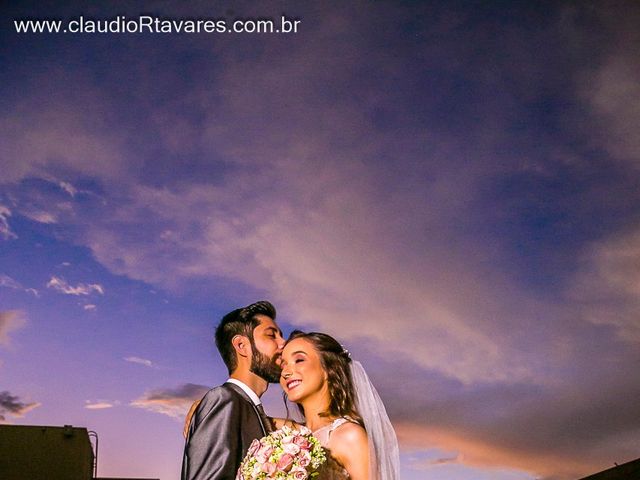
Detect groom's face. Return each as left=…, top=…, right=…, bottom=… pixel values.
left=249, top=315, right=285, bottom=383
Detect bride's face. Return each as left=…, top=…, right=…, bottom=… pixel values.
left=280, top=338, right=328, bottom=404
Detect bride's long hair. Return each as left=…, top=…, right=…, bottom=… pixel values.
left=284, top=330, right=363, bottom=426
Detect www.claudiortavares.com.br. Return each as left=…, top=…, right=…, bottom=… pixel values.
left=14, top=15, right=301, bottom=34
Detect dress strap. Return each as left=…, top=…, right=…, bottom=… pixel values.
left=328, top=416, right=357, bottom=437
left=313, top=417, right=357, bottom=446
left=329, top=417, right=348, bottom=432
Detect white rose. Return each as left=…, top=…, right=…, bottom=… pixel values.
left=283, top=442, right=301, bottom=455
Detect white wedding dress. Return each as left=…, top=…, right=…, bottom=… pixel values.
left=313, top=417, right=352, bottom=479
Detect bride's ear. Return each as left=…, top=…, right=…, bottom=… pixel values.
left=232, top=334, right=251, bottom=359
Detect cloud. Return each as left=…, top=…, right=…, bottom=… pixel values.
left=85, top=401, right=114, bottom=410
left=21, top=210, right=58, bottom=224
left=0, top=274, right=23, bottom=290
left=0, top=274, right=39, bottom=297
left=430, top=455, right=461, bottom=466
left=568, top=225, right=640, bottom=343
left=0, top=391, right=40, bottom=422
left=2, top=176, right=101, bottom=229
left=0, top=205, right=17, bottom=240
left=361, top=341, right=640, bottom=480
left=130, top=383, right=209, bottom=419
left=124, top=356, right=153, bottom=367
left=582, top=11, right=640, bottom=166
left=59, top=181, right=77, bottom=197
left=397, top=423, right=586, bottom=480
left=0, top=310, right=26, bottom=347
left=409, top=452, right=461, bottom=468
left=83, top=304, right=97, bottom=311
left=46, top=276, right=104, bottom=296
left=0, top=68, right=131, bottom=185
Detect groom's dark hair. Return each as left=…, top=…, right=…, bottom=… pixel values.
left=215, top=300, right=277, bottom=373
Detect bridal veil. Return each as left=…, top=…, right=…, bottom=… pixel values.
left=350, top=360, right=400, bottom=480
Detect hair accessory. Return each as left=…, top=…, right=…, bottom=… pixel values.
left=341, top=346, right=351, bottom=359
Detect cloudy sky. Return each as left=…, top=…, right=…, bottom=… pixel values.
left=1, top=1, right=639, bottom=479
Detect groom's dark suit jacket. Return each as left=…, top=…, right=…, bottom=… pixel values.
left=181, top=382, right=269, bottom=480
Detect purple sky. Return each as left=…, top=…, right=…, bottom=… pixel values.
left=2, top=2, right=640, bottom=479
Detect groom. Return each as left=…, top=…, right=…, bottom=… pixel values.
left=181, top=301, right=285, bottom=480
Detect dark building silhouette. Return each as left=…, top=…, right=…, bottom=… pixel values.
left=0, top=424, right=93, bottom=480
left=578, top=457, right=640, bottom=479
left=0, top=424, right=159, bottom=480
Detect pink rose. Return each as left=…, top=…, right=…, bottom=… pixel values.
left=293, top=435, right=312, bottom=450
left=281, top=435, right=294, bottom=444
left=298, top=450, right=311, bottom=467
left=291, top=466, right=308, bottom=480
left=255, top=445, right=274, bottom=463
left=276, top=453, right=295, bottom=472
left=261, top=461, right=277, bottom=475
left=247, top=439, right=261, bottom=456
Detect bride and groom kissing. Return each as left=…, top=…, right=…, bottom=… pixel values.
left=181, top=301, right=399, bottom=480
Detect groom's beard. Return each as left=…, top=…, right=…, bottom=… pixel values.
left=250, top=348, right=282, bottom=383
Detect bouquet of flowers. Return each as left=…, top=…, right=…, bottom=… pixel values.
left=237, top=425, right=326, bottom=480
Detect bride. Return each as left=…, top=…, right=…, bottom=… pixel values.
left=274, top=330, right=399, bottom=480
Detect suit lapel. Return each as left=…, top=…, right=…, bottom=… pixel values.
left=224, top=382, right=268, bottom=436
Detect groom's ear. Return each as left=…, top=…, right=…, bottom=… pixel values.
left=231, top=334, right=251, bottom=359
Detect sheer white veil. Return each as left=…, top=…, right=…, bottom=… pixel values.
left=350, top=360, right=400, bottom=480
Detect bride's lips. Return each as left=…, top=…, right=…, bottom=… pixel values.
left=286, top=379, right=302, bottom=391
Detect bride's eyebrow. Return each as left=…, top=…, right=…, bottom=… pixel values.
left=280, top=351, right=306, bottom=366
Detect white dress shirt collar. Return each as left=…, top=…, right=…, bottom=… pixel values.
left=226, top=378, right=261, bottom=406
